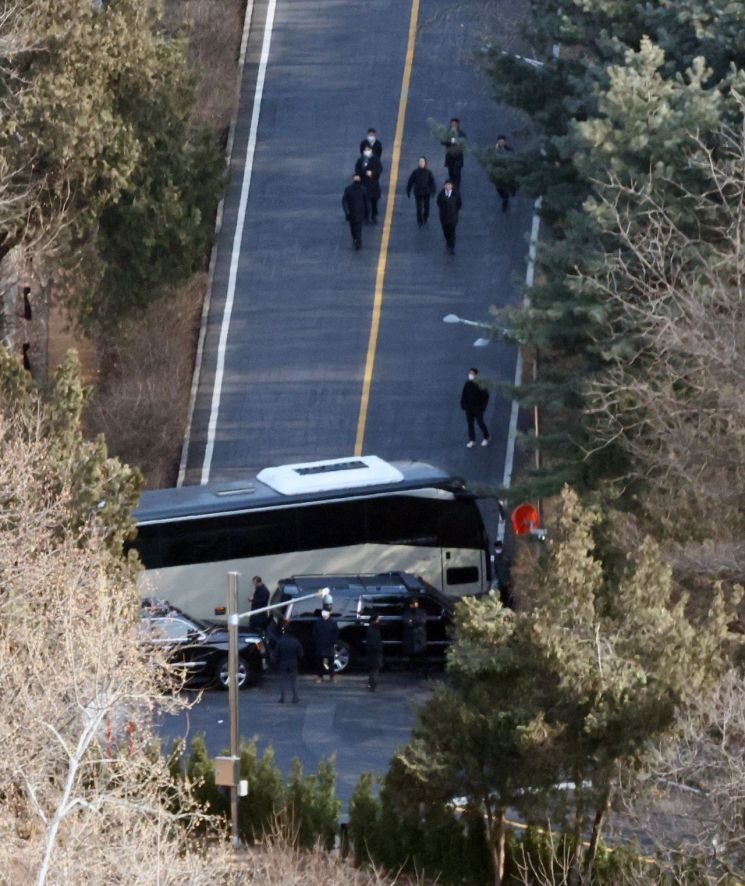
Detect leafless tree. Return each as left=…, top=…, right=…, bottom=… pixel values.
left=581, top=114, right=745, bottom=581
left=0, top=411, right=233, bottom=885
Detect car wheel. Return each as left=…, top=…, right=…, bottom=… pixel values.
left=215, top=655, right=254, bottom=690
left=334, top=640, right=351, bottom=674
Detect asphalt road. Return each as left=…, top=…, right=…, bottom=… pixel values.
left=170, top=0, right=534, bottom=809
left=181, top=0, right=534, bottom=493
left=156, top=672, right=433, bottom=809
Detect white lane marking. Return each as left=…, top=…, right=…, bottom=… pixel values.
left=498, top=197, right=542, bottom=542
left=200, top=0, right=278, bottom=485
left=497, top=41, right=559, bottom=537
left=178, top=2, right=257, bottom=487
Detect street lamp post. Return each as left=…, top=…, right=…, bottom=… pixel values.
left=442, top=313, right=497, bottom=347
left=218, top=580, right=329, bottom=846
left=226, top=571, right=240, bottom=847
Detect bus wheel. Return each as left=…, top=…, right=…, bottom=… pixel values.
left=215, top=655, right=249, bottom=690
left=334, top=641, right=351, bottom=674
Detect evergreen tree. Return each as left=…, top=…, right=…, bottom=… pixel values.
left=0, top=347, right=141, bottom=550
left=481, top=0, right=745, bottom=499
left=389, top=488, right=740, bottom=884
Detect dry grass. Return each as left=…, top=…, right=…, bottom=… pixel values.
left=84, top=2, right=247, bottom=488
left=163, top=0, right=245, bottom=134
left=86, top=276, right=205, bottom=489
left=236, top=836, right=427, bottom=885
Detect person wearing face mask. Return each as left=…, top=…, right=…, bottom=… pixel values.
left=359, top=128, right=383, bottom=158
left=354, top=145, right=383, bottom=223
left=436, top=179, right=462, bottom=255
left=406, top=156, right=436, bottom=228
left=460, top=367, right=490, bottom=448
left=312, top=604, right=339, bottom=683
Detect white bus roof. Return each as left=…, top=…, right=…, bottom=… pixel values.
left=256, top=456, right=404, bottom=495
left=134, top=458, right=466, bottom=524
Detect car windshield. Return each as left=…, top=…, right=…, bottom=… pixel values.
left=141, top=599, right=212, bottom=631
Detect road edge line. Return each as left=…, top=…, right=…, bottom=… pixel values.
left=497, top=196, right=542, bottom=541
left=353, top=0, right=421, bottom=456
left=200, top=0, right=278, bottom=485
left=177, top=0, right=257, bottom=487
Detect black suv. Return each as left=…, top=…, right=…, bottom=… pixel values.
left=140, top=598, right=266, bottom=689
left=267, top=573, right=454, bottom=674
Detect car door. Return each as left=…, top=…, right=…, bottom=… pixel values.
left=418, top=595, right=450, bottom=660
left=368, top=595, right=407, bottom=658
left=142, top=615, right=211, bottom=679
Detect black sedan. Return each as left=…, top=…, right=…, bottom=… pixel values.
left=140, top=598, right=266, bottom=689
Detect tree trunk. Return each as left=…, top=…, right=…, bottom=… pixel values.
left=581, top=785, right=612, bottom=884
left=568, top=771, right=584, bottom=886
left=484, top=801, right=507, bottom=886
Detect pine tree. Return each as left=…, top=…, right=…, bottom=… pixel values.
left=481, top=0, right=745, bottom=499
left=389, top=488, right=741, bottom=884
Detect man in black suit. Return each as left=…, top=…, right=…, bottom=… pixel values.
left=441, top=117, right=466, bottom=187
left=249, top=576, right=270, bottom=630
left=436, top=180, right=462, bottom=255
left=359, top=128, right=383, bottom=158
left=406, top=156, right=436, bottom=228
left=342, top=174, right=368, bottom=249
left=354, top=146, right=383, bottom=222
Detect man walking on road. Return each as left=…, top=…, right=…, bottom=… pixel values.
left=406, top=156, right=436, bottom=228
left=366, top=613, right=383, bottom=692
left=359, top=127, right=383, bottom=159
left=436, top=180, right=462, bottom=255
left=312, top=608, right=339, bottom=683
left=355, top=145, right=383, bottom=223
left=460, top=367, right=490, bottom=448
left=441, top=117, right=466, bottom=187
left=491, top=134, right=517, bottom=212
left=342, top=174, right=368, bottom=250
left=276, top=624, right=303, bottom=704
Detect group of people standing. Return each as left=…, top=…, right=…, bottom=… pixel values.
left=271, top=596, right=430, bottom=704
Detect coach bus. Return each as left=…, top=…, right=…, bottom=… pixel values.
left=130, top=456, right=490, bottom=619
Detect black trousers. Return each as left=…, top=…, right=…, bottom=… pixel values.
left=441, top=221, right=457, bottom=251
left=446, top=162, right=462, bottom=187
left=366, top=195, right=379, bottom=221
left=348, top=218, right=362, bottom=248
left=414, top=194, right=430, bottom=225
left=279, top=669, right=298, bottom=701
left=368, top=665, right=379, bottom=690
left=317, top=655, right=334, bottom=680
left=497, top=186, right=511, bottom=211
left=410, top=651, right=428, bottom=678
left=466, top=410, right=489, bottom=442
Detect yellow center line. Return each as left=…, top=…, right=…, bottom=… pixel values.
left=353, top=0, right=421, bottom=456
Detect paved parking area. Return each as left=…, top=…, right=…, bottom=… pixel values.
left=155, top=671, right=434, bottom=808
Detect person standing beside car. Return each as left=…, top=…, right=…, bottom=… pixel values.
left=249, top=576, right=270, bottom=630
left=312, top=608, right=339, bottom=683
left=366, top=613, right=383, bottom=692
left=276, top=623, right=303, bottom=704
left=402, top=598, right=428, bottom=678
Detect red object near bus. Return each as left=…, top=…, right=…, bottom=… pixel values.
left=511, top=503, right=540, bottom=536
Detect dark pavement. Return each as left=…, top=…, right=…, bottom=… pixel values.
left=156, top=672, right=433, bottom=809
left=181, top=0, right=533, bottom=495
